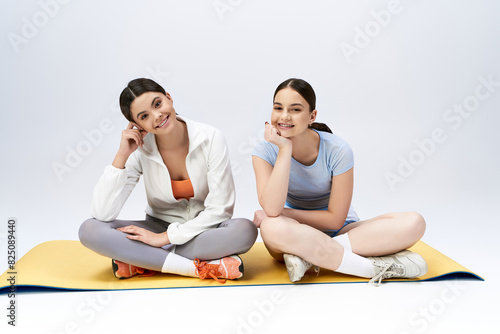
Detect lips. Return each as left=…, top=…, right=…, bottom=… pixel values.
left=156, top=115, right=169, bottom=128
left=278, top=123, right=294, bottom=129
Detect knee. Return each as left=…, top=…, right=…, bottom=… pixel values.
left=225, top=218, right=258, bottom=253
left=403, top=212, right=426, bottom=239
left=78, top=218, right=102, bottom=247
left=260, top=217, right=289, bottom=246
left=236, top=218, right=258, bottom=244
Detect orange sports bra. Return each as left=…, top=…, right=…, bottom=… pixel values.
left=171, top=179, right=194, bottom=200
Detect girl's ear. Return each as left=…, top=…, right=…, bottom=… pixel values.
left=310, top=109, right=318, bottom=124
left=165, top=92, right=173, bottom=103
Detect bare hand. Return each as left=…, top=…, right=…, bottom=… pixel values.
left=117, top=122, right=148, bottom=157
left=253, top=210, right=268, bottom=228
left=117, top=225, right=170, bottom=247
left=264, top=122, right=291, bottom=149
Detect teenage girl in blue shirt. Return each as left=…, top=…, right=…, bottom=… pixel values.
left=252, top=78, right=427, bottom=285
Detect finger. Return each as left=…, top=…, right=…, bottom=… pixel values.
left=271, top=127, right=278, bottom=137
left=118, top=225, right=140, bottom=234
left=130, top=121, right=144, bottom=131
left=140, top=130, right=147, bottom=146
left=136, top=132, right=145, bottom=147
left=127, top=122, right=135, bottom=130
left=264, top=123, right=273, bottom=141
left=272, top=127, right=282, bottom=137
left=117, top=227, right=132, bottom=234
left=128, top=127, right=146, bottom=147
left=125, top=132, right=141, bottom=147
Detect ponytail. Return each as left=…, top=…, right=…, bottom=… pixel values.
left=309, top=122, right=332, bottom=133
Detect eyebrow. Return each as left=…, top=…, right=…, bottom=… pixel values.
left=273, top=102, right=304, bottom=107
left=136, top=96, right=160, bottom=119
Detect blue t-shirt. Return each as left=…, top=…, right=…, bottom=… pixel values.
left=252, top=129, right=359, bottom=222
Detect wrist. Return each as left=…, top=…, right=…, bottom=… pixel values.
left=161, top=231, right=170, bottom=246
left=278, top=142, right=292, bottom=155
left=112, top=152, right=130, bottom=169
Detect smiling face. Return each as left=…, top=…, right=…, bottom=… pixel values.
left=271, top=87, right=317, bottom=138
left=129, top=91, right=176, bottom=133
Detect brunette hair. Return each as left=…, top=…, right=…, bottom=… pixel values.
left=273, top=78, right=332, bottom=133
left=119, top=78, right=167, bottom=122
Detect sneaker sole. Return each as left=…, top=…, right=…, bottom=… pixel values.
left=112, top=259, right=125, bottom=279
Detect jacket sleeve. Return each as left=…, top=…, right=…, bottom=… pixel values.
left=167, top=128, right=235, bottom=245
left=90, top=152, right=142, bottom=221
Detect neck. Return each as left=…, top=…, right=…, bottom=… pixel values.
left=290, top=128, right=319, bottom=162
left=155, top=117, right=188, bottom=150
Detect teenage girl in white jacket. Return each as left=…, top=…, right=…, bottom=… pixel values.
left=79, top=78, right=257, bottom=282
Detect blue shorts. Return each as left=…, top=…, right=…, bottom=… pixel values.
left=321, top=220, right=358, bottom=237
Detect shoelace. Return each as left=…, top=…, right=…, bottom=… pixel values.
left=311, top=265, right=320, bottom=276
left=135, top=267, right=156, bottom=278
left=368, top=261, right=393, bottom=287
left=193, top=259, right=226, bottom=284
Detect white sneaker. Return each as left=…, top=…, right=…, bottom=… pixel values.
left=283, top=254, right=319, bottom=282
left=368, top=250, right=428, bottom=286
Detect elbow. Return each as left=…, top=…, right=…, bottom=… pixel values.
left=258, top=196, right=284, bottom=217
left=262, top=207, right=283, bottom=218
left=90, top=207, right=115, bottom=222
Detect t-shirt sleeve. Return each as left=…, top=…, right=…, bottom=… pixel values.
left=329, top=142, right=354, bottom=176
left=252, top=140, right=278, bottom=166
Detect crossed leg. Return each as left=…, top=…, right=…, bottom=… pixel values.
left=259, top=212, right=426, bottom=271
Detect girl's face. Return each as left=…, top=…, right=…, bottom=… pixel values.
left=130, top=91, right=176, bottom=133
left=271, top=87, right=316, bottom=138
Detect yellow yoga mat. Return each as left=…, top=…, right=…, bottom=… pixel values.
left=0, top=241, right=482, bottom=293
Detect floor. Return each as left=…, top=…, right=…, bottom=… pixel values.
left=1, top=200, right=498, bottom=334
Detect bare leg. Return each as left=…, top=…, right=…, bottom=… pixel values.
left=338, top=212, right=426, bottom=256
left=259, top=212, right=426, bottom=270
left=260, top=216, right=345, bottom=271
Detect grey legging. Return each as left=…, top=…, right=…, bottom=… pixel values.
left=79, top=215, right=258, bottom=271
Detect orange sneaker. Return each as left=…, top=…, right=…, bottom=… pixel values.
left=193, top=255, right=244, bottom=284
left=112, top=259, right=156, bottom=279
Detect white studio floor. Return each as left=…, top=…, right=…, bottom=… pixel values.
left=1, top=199, right=499, bottom=334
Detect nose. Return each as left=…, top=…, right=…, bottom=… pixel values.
left=281, top=109, right=292, bottom=120
left=152, top=109, right=163, bottom=122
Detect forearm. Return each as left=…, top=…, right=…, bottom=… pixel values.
left=281, top=208, right=347, bottom=230
left=112, top=152, right=130, bottom=169
left=258, top=146, right=292, bottom=216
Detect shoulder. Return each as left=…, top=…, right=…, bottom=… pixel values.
left=317, top=131, right=354, bottom=174
left=317, top=130, right=353, bottom=158
left=318, top=130, right=350, bottom=150
left=253, top=138, right=278, bottom=157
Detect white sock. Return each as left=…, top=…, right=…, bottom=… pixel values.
left=335, top=249, right=375, bottom=278
left=333, top=233, right=352, bottom=252
left=162, top=253, right=197, bottom=277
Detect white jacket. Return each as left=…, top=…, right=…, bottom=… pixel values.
left=91, top=116, right=235, bottom=245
